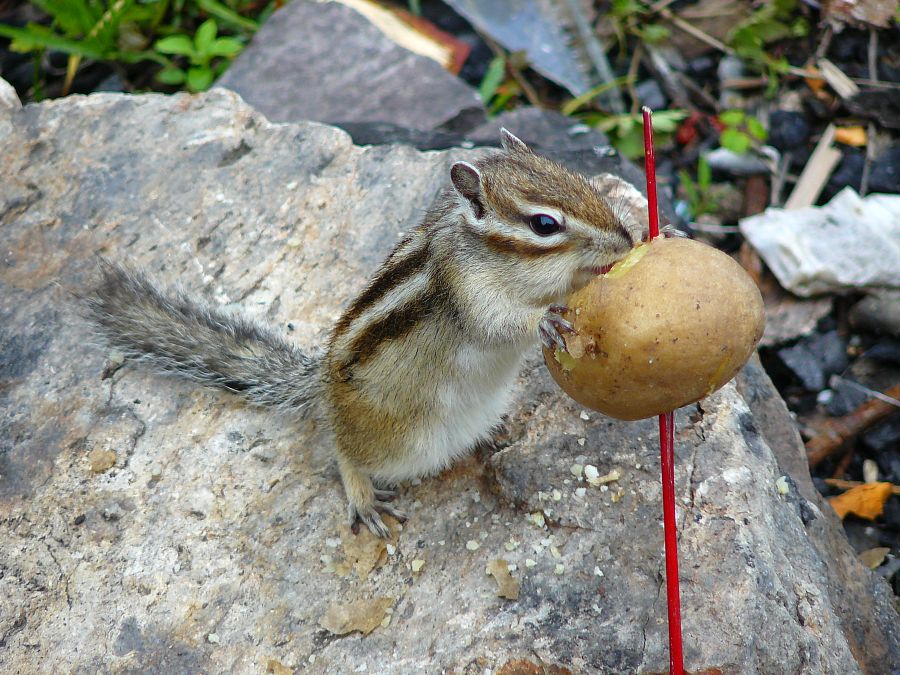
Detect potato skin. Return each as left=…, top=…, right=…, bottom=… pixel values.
left=543, top=238, right=765, bottom=420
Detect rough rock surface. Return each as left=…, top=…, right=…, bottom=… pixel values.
left=217, top=0, right=485, bottom=132
left=1, top=85, right=898, bottom=674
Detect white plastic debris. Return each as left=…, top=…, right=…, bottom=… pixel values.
left=740, top=188, right=900, bottom=297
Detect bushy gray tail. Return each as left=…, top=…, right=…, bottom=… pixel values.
left=83, top=260, right=322, bottom=417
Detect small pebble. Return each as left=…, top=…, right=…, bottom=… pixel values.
left=575, top=487, right=587, bottom=498
left=570, top=464, right=584, bottom=478
left=386, top=544, right=396, bottom=556
left=207, top=633, right=220, bottom=644
left=577, top=438, right=586, bottom=447
left=551, top=489, right=562, bottom=501
left=594, top=566, right=604, bottom=577
left=411, top=559, right=425, bottom=572
left=584, top=465, right=600, bottom=481
left=775, top=476, right=790, bottom=495
left=504, top=540, right=519, bottom=551
left=580, top=411, right=590, bottom=421
left=863, top=459, right=879, bottom=484
left=466, top=540, right=480, bottom=551
left=525, top=558, right=537, bottom=568
left=554, top=564, right=565, bottom=575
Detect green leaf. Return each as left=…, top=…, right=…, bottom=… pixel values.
left=651, top=110, right=687, bottom=132
left=611, top=0, right=644, bottom=18
left=207, top=37, right=243, bottom=58
left=32, top=0, right=97, bottom=37
left=746, top=116, right=767, bottom=141
left=155, top=34, right=195, bottom=56
left=194, top=19, right=218, bottom=55
left=679, top=169, right=700, bottom=204
left=614, top=127, right=644, bottom=160
left=157, top=66, right=186, bottom=84
left=478, top=55, right=506, bottom=104
left=560, top=76, right=628, bottom=116
left=0, top=22, right=104, bottom=58
left=697, top=156, right=711, bottom=189
left=186, top=66, right=214, bottom=92
left=616, top=114, right=636, bottom=137
left=719, top=110, right=745, bottom=127
left=195, top=0, right=259, bottom=33
left=639, top=24, right=670, bottom=44
left=720, top=128, right=751, bottom=154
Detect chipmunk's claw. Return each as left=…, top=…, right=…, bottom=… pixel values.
left=661, top=223, right=688, bottom=238
left=348, top=499, right=408, bottom=538
left=540, top=306, right=574, bottom=352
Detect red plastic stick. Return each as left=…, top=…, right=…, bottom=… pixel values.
left=642, top=107, right=660, bottom=241
left=642, top=106, right=684, bottom=675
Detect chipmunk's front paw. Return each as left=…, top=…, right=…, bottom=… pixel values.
left=348, top=500, right=408, bottom=539
left=539, top=305, right=574, bottom=352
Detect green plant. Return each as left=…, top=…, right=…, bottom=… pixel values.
left=679, top=156, right=718, bottom=218
left=608, top=0, right=670, bottom=51
left=155, top=18, right=242, bottom=91
left=0, top=0, right=169, bottom=95
left=478, top=53, right=506, bottom=105
left=717, top=109, right=766, bottom=154
left=582, top=109, right=687, bottom=160
left=728, top=0, right=807, bottom=96
left=0, top=0, right=264, bottom=99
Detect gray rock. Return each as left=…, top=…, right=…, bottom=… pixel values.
left=467, top=107, right=610, bottom=152
left=1, top=85, right=897, bottom=674
left=0, top=76, right=19, bottom=111
left=443, top=0, right=597, bottom=97
left=634, top=79, right=667, bottom=111
left=850, top=290, right=900, bottom=336
left=217, top=0, right=485, bottom=132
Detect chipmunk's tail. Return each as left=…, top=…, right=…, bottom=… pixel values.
left=83, top=259, right=322, bottom=417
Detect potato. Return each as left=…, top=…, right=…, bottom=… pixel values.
left=543, top=237, right=765, bottom=420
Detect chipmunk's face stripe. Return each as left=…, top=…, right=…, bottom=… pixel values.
left=482, top=232, right=576, bottom=258
left=479, top=155, right=619, bottom=234
left=333, top=240, right=430, bottom=337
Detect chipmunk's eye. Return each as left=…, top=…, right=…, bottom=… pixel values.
left=528, top=214, right=562, bottom=236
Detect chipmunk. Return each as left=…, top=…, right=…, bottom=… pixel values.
left=85, top=130, right=646, bottom=538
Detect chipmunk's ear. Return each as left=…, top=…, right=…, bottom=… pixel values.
left=451, top=161, right=486, bottom=219
left=499, top=128, right=531, bottom=154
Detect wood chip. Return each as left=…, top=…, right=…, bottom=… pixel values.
left=828, top=482, right=894, bottom=520
left=320, top=597, right=394, bottom=636
left=785, top=124, right=841, bottom=210
left=818, top=58, right=860, bottom=99
left=487, top=559, right=520, bottom=600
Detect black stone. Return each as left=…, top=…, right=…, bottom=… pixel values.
left=824, top=150, right=864, bottom=201
left=869, top=143, right=900, bottom=194
left=768, top=110, right=810, bottom=152
left=826, top=377, right=871, bottom=416
left=778, top=330, right=849, bottom=392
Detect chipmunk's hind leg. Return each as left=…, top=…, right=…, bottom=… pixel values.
left=337, top=457, right=407, bottom=538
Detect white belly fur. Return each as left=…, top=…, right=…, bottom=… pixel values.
left=372, top=342, right=524, bottom=482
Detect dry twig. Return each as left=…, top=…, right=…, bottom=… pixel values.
left=806, top=383, right=900, bottom=468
